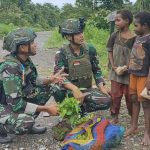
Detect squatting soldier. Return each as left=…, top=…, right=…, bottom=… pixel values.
left=54, top=18, right=111, bottom=112
left=0, top=28, right=60, bottom=144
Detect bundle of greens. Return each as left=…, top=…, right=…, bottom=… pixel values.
left=59, top=97, right=94, bottom=127
left=52, top=97, right=94, bottom=141
left=58, top=97, right=81, bottom=127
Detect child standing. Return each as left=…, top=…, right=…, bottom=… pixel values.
left=126, top=11, right=150, bottom=146
left=107, top=10, right=136, bottom=123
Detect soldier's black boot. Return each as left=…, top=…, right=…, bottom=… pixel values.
left=28, top=124, right=47, bottom=134
left=0, top=124, right=13, bottom=144
left=4, top=124, right=16, bottom=139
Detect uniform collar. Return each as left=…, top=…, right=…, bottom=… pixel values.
left=69, top=44, right=84, bottom=56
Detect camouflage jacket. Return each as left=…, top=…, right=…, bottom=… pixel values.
left=54, top=43, right=104, bottom=86
left=0, top=54, right=39, bottom=115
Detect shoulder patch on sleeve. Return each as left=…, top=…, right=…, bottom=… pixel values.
left=3, top=64, right=22, bottom=77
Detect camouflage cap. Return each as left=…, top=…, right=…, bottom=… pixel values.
left=59, top=18, right=85, bottom=36
left=3, top=28, right=37, bottom=53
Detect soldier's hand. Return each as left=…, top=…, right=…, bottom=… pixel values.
left=49, top=75, right=64, bottom=84
left=72, top=88, right=85, bottom=104
left=46, top=103, right=59, bottom=116
left=63, top=83, right=85, bottom=103
left=99, top=83, right=110, bottom=97
left=50, top=67, right=68, bottom=84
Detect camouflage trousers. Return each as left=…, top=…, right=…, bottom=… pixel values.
left=53, top=87, right=111, bottom=112
left=0, top=85, right=52, bottom=134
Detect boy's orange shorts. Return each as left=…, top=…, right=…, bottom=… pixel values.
left=130, top=74, right=147, bottom=101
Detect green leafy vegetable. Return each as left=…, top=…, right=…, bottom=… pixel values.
left=58, top=97, right=94, bottom=127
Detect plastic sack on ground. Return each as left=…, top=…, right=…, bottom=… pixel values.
left=61, top=115, right=124, bottom=150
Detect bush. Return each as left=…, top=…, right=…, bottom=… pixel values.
left=89, top=9, right=110, bottom=29
left=0, top=23, right=44, bottom=39
left=0, top=23, right=18, bottom=38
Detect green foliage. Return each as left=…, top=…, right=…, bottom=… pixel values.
left=0, top=3, right=23, bottom=25
left=0, top=23, right=44, bottom=39
left=76, top=0, right=94, bottom=10
left=53, top=97, right=95, bottom=141
left=60, top=4, right=92, bottom=21
left=52, top=119, right=72, bottom=141
left=134, top=0, right=150, bottom=12
left=0, top=0, right=135, bottom=39
left=84, top=24, right=109, bottom=77
left=88, top=9, right=110, bottom=29
left=45, top=28, right=67, bottom=48
left=76, top=113, right=94, bottom=125
left=58, top=96, right=95, bottom=128
left=75, top=0, right=130, bottom=11
left=0, top=23, right=18, bottom=38
left=58, top=97, right=81, bottom=127
left=0, top=0, right=61, bottom=36
left=0, top=0, right=135, bottom=77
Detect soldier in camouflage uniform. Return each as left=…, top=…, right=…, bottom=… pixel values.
left=0, top=28, right=60, bottom=144
left=54, top=18, right=111, bottom=113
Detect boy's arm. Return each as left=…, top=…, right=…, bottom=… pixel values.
left=107, top=32, right=117, bottom=70
left=108, top=52, right=117, bottom=70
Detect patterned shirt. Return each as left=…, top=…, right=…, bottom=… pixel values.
left=107, top=31, right=136, bottom=84
left=129, top=34, right=150, bottom=76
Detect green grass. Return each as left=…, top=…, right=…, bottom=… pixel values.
left=46, top=25, right=110, bottom=77
left=45, top=28, right=68, bottom=49
left=0, top=23, right=45, bottom=39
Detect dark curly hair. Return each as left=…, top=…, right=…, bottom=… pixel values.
left=135, top=11, right=150, bottom=28
left=117, top=9, right=133, bottom=25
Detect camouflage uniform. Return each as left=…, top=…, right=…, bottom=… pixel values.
left=54, top=19, right=111, bottom=112
left=0, top=28, right=54, bottom=134
left=54, top=43, right=104, bottom=88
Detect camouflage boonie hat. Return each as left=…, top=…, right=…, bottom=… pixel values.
left=59, top=18, right=85, bottom=36
left=3, top=28, right=37, bottom=53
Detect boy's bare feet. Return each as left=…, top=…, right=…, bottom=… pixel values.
left=124, top=127, right=138, bottom=137
left=110, top=115, right=119, bottom=124
left=110, top=118, right=119, bottom=124
left=141, top=131, right=150, bottom=146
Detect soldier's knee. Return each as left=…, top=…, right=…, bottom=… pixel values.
left=22, top=115, right=34, bottom=128
left=142, top=100, right=150, bottom=109
left=53, top=89, right=66, bottom=102
left=16, top=114, right=35, bottom=134
left=100, top=96, right=111, bottom=110
left=105, top=96, right=111, bottom=106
